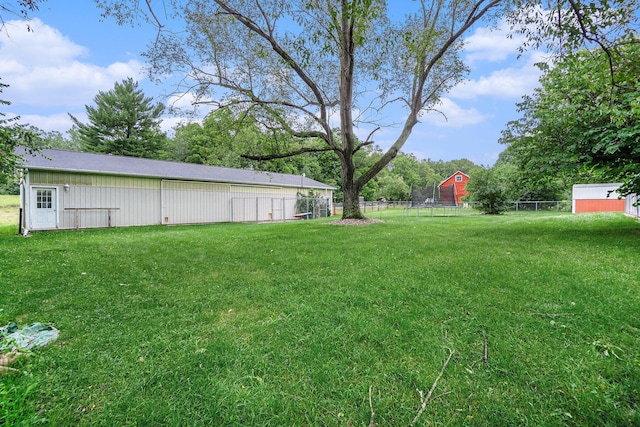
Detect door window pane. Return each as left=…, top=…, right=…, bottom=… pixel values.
left=37, top=189, right=53, bottom=209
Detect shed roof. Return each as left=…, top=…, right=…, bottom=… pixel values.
left=18, top=148, right=334, bottom=190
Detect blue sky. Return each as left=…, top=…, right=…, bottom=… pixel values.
left=1, top=2, right=545, bottom=166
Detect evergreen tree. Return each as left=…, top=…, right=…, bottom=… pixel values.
left=69, top=78, right=167, bottom=158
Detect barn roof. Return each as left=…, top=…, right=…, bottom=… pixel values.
left=18, top=148, right=334, bottom=190
left=439, top=170, right=470, bottom=187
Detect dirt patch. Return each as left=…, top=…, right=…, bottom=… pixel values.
left=328, top=218, right=384, bottom=226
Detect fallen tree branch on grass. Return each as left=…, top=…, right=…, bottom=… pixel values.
left=409, top=346, right=455, bottom=426
left=0, top=350, right=25, bottom=374
left=368, top=384, right=376, bottom=427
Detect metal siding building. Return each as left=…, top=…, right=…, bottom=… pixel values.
left=624, top=193, right=639, bottom=218
left=19, top=149, right=333, bottom=231
left=572, top=183, right=625, bottom=213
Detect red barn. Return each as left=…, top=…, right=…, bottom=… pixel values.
left=439, top=171, right=469, bottom=206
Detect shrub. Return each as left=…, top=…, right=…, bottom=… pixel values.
left=465, top=167, right=509, bottom=214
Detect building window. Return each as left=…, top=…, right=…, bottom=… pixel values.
left=455, top=175, right=463, bottom=182
left=37, top=189, right=53, bottom=209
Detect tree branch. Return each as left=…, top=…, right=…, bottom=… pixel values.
left=144, top=0, right=164, bottom=45
left=565, top=0, right=616, bottom=91
left=353, top=140, right=374, bottom=153
left=241, top=146, right=334, bottom=161
left=213, top=0, right=331, bottom=124
left=409, top=347, right=455, bottom=426
left=353, top=126, right=380, bottom=152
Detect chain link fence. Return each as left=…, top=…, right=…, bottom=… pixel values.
left=296, top=196, right=332, bottom=219
left=333, top=200, right=572, bottom=215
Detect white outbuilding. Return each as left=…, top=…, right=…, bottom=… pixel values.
left=18, top=149, right=334, bottom=232
left=571, top=183, right=624, bottom=213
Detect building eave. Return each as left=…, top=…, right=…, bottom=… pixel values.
left=18, top=148, right=335, bottom=191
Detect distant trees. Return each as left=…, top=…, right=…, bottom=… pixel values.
left=338, top=149, right=478, bottom=202
left=70, top=78, right=167, bottom=158
left=166, top=109, right=479, bottom=202
left=170, top=108, right=332, bottom=178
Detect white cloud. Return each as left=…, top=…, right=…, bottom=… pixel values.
left=451, top=50, right=545, bottom=100
left=1, top=18, right=145, bottom=116
left=421, top=98, right=490, bottom=128
left=1, top=19, right=87, bottom=66
left=451, top=66, right=541, bottom=100
left=159, top=117, right=202, bottom=135
left=19, top=113, right=83, bottom=134
left=167, top=92, right=203, bottom=111
left=456, top=17, right=550, bottom=102
left=463, top=22, right=525, bottom=64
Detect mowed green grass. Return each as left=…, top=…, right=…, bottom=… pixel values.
left=1, top=210, right=639, bottom=426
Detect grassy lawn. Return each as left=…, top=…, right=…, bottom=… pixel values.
left=0, top=195, right=19, bottom=227
left=0, top=194, right=20, bottom=227
left=1, top=210, right=639, bottom=425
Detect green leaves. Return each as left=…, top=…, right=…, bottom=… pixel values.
left=465, top=167, right=510, bottom=214
left=0, top=80, right=41, bottom=183
left=501, top=41, right=640, bottom=198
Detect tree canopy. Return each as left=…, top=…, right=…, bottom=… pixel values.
left=500, top=42, right=640, bottom=198
left=506, top=0, right=640, bottom=85
left=69, top=78, right=167, bottom=159
left=464, top=166, right=510, bottom=214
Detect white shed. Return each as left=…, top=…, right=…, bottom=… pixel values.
left=572, top=183, right=624, bottom=213
left=18, top=149, right=334, bottom=231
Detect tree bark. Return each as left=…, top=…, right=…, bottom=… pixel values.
left=341, top=157, right=365, bottom=219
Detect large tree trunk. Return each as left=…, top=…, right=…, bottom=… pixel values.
left=340, top=154, right=365, bottom=219
left=342, top=182, right=364, bottom=219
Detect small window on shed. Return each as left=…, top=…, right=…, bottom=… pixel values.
left=455, top=175, right=463, bottom=182
left=36, top=189, right=53, bottom=209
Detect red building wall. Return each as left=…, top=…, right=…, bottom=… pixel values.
left=574, top=199, right=625, bottom=213
left=439, top=172, right=469, bottom=205
left=572, top=183, right=625, bottom=213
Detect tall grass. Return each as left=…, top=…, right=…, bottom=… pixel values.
left=0, top=195, right=19, bottom=227
left=1, top=211, right=639, bottom=425
left=0, top=195, right=19, bottom=208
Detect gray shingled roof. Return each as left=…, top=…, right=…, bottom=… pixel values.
left=19, top=148, right=334, bottom=190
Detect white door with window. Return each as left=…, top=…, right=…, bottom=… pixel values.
left=31, top=187, right=57, bottom=229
